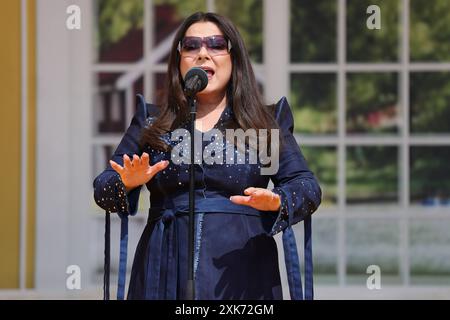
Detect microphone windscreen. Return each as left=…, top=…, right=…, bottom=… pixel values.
left=184, top=67, right=208, bottom=96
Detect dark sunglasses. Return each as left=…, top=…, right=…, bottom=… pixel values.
left=177, top=35, right=232, bottom=57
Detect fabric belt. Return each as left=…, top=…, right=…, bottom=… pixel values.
left=106, top=196, right=313, bottom=300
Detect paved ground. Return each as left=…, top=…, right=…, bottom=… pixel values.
left=1, top=286, right=449, bottom=300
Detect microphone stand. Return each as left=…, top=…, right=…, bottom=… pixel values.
left=186, top=95, right=197, bottom=300
left=182, top=68, right=207, bottom=300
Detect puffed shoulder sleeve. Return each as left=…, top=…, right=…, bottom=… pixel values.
left=93, top=94, right=150, bottom=216
left=268, top=97, right=322, bottom=236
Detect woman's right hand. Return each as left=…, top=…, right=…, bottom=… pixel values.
left=109, top=152, right=169, bottom=193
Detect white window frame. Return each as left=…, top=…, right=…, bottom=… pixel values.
left=286, top=0, right=450, bottom=287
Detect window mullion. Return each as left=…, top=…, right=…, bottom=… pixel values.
left=337, top=0, right=347, bottom=287
left=399, top=0, right=411, bottom=287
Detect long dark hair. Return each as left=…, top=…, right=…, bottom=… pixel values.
left=140, top=12, right=279, bottom=152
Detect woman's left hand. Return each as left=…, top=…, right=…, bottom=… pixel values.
left=230, top=187, right=281, bottom=212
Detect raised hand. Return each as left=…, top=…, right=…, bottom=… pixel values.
left=229, top=187, right=281, bottom=212
left=109, top=152, right=169, bottom=192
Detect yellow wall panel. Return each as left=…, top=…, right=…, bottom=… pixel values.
left=0, top=1, right=21, bottom=288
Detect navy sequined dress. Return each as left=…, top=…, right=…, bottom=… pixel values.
left=93, top=95, right=321, bottom=300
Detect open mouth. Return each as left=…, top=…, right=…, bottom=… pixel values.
left=200, top=66, right=215, bottom=78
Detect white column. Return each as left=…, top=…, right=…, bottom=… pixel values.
left=263, top=0, right=289, bottom=103
left=36, top=0, right=94, bottom=293
left=67, top=0, right=95, bottom=293
left=36, top=0, right=71, bottom=289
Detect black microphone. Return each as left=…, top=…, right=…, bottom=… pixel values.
left=183, top=67, right=208, bottom=97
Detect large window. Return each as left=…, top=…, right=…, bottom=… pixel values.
left=290, top=0, right=450, bottom=286
left=91, top=0, right=450, bottom=291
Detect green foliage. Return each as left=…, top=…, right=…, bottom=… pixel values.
left=347, top=73, right=398, bottom=133
left=346, top=146, right=398, bottom=203
left=302, top=147, right=337, bottom=205
left=410, top=147, right=450, bottom=200
left=411, top=0, right=450, bottom=61
left=290, top=0, right=336, bottom=62
left=153, top=0, right=206, bottom=18
left=347, top=0, right=399, bottom=62
left=410, top=72, right=450, bottom=133
left=216, top=0, right=263, bottom=62
left=96, top=0, right=144, bottom=48
left=96, top=0, right=207, bottom=51
left=290, top=73, right=337, bottom=134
